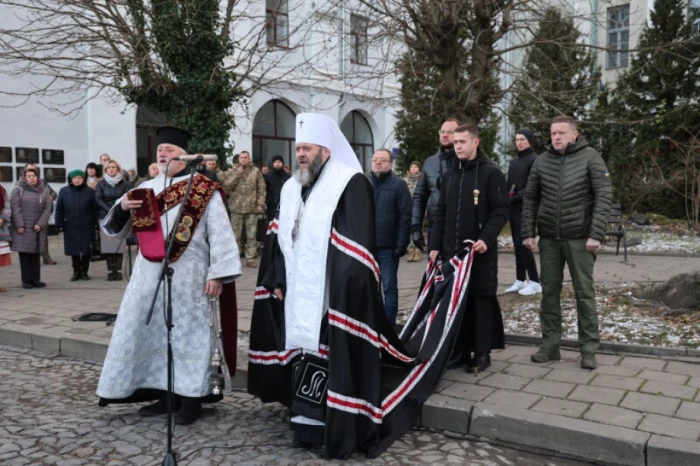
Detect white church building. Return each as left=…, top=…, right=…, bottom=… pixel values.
left=0, top=1, right=401, bottom=192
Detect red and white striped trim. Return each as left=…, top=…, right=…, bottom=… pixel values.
left=328, top=309, right=380, bottom=348
left=318, top=344, right=329, bottom=357
left=266, top=220, right=279, bottom=235
left=254, top=286, right=271, bottom=300
left=248, top=349, right=301, bottom=366
left=327, top=390, right=383, bottom=424
left=380, top=335, right=414, bottom=362
left=330, top=228, right=380, bottom=284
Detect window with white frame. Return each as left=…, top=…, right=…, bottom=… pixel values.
left=691, top=0, right=700, bottom=32
left=266, top=0, right=289, bottom=47
left=607, top=5, right=630, bottom=69
left=350, top=14, right=368, bottom=65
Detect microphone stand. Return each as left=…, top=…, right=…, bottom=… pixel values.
left=143, top=156, right=203, bottom=466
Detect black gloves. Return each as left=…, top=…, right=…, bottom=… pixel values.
left=394, top=248, right=407, bottom=258
left=412, top=230, right=425, bottom=251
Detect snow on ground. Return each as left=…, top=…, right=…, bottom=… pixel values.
left=497, top=232, right=700, bottom=254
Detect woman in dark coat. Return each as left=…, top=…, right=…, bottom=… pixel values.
left=10, top=168, right=52, bottom=288
left=95, top=160, right=131, bottom=280
left=56, top=170, right=99, bottom=281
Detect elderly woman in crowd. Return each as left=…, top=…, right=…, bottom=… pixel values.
left=95, top=160, right=130, bottom=280
left=56, top=169, right=99, bottom=281
left=0, top=175, right=12, bottom=292
left=10, top=167, right=52, bottom=289
left=85, top=162, right=103, bottom=189
left=99, top=153, right=111, bottom=167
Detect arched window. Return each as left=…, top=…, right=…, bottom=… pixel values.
left=252, top=100, right=296, bottom=169
left=340, top=111, right=374, bottom=171
left=136, top=107, right=168, bottom=176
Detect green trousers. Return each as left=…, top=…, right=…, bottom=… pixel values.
left=538, top=238, right=599, bottom=354
left=230, top=213, right=259, bottom=260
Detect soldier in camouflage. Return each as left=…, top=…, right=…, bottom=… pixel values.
left=221, top=151, right=266, bottom=267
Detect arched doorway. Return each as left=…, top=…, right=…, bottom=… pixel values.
left=340, top=111, right=374, bottom=171
left=252, top=100, right=296, bottom=169
left=135, top=107, right=168, bottom=176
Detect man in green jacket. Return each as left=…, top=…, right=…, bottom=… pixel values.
left=521, top=116, right=612, bottom=369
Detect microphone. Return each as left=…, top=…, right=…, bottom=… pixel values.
left=172, top=154, right=218, bottom=162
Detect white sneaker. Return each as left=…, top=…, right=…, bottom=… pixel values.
left=519, top=281, right=543, bottom=296
left=504, top=280, right=526, bottom=293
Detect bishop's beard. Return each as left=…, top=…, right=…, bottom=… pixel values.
left=293, top=155, right=324, bottom=186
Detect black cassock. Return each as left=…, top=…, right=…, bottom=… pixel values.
left=248, top=173, right=476, bottom=459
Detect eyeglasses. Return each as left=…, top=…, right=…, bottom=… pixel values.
left=438, top=130, right=455, bottom=135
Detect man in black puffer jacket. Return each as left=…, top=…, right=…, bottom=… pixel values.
left=429, top=125, right=508, bottom=374
left=522, top=116, right=612, bottom=370
left=505, top=128, right=540, bottom=296
left=369, top=149, right=412, bottom=325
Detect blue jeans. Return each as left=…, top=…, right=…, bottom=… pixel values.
left=377, top=248, right=399, bottom=325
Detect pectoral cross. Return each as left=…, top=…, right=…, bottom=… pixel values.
left=299, top=119, right=304, bottom=129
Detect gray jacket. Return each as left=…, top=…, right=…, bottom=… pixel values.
left=410, top=148, right=456, bottom=229
left=10, top=180, right=52, bottom=253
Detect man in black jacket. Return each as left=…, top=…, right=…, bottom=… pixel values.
left=410, top=118, right=460, bottom=250
left=370, top=149, right=412, bottom=325
left=264, top=155, right=291, bottom=220
left=429, top=125, right=508, bottom=373
left=505, top=128, right=541, bottom=296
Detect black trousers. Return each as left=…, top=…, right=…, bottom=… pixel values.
left=105, top=253, right=123, bottom=273
left=510, top=208, right=540, bottom=282
left=71, top=255, right=90, bottom=274
left=19, top=252, right=41, bottom=284
left=454, top=294, right=505, bottom=355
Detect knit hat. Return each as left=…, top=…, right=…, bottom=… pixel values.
left=410, top=160, right=422, bottom=170
left=272, top=155, right=284, bottom=164
left=68, top=169, right=86, bottom=180
left=516, top=128, right=535, bottom=147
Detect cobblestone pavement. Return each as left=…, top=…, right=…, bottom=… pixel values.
left=0, top=346, right=591, bottom=466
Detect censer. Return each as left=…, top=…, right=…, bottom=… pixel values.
left=209, top=296, right=227, bottom=395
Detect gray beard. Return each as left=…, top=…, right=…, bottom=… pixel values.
left=293, top=156, right=324, bottom=186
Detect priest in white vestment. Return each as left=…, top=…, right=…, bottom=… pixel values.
left=96, top=126, right=241, bottom=426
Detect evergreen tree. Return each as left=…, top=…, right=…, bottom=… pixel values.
left=607, top=0, right=700, bottom=217
left=508, top=7, right=600, bottom=153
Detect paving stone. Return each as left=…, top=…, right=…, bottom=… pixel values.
left=477, top=373, right=531, bottom=391
left=420, top=394, right=473, bottom=434
left=490, top=349, right=520, bottom=362
left=567, top=385, right=626, bottom=406
left=647, top=435, right=700, bottom=466
left=531, top=398, right=589, bottom=418
left=665, top=361, right=700, bottom=378
left=502, top=363, right=551, bottom=379
left=523, top=379, right=576, bottom=399
left=640, top=380, right=698, bottom=401
left=639, top=370, right=689, bottom=385
left=440, top=382, right=495, bottom=402
left=583, top=403, right=643, bottom=429
left=506, top=354, right=554, bottom=367
left=483, top=389, right=542, bottom=409
left=559, top=350, right=581, bottom=361
left=591, top=365, right=642, bottom=377
left=638, top=414, right=700, bottom=441
left=442, top=369, right=492, bottom=385
left=591, top=374, right=644, bottom=391
left=484, top=360, right=510, bottom=373
left=595, top=354, right=622, bottom=366
left=676, top=401, right=700, bottom=422
left=688, top=377, right=700, bottom=389
left=620, top=356, right=667, bottom=371
left=548, top=360, right=586, bottom=372
left=621, top=392, right=682, bottom=416
left=544, top=369, right=595, bottom=385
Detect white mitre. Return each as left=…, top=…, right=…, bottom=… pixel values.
left=294, top=113, right=362, bottom=173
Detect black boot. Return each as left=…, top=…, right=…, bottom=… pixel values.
left=175, top=396, right=202, bottom=426
left=115, top=254, right=123, bottom=280
left=71, top=256, right=81, bottom=281
left=138, top=395, right=181, bottom=417
left=81, top=255, right=91, bottom=280
left=467, top=353, right=491, bottom=375
left=106, top=255, right=115, bottom=280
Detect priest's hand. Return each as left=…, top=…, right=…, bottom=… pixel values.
left=523, top=238, right=537, bottom=251
left=205, top=279, right=223, bottom=296
left=429, top=250, right=439, bottom=262
left=473, top=240, right=488, bottom=254
left=274, top=287, right=284, bottom=301
left=121, top=197, right=143, bottom=211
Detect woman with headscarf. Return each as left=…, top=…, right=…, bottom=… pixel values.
left=95, top=160, right=130, bottom=280
left=0, top=177, right=12, bottom=292
left=10, top=167, right=52, bottom=288
left=85, top=162, right=103, bottom=189
left=56, top=169, right=99, bottom=281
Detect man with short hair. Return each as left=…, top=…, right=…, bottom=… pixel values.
left=522, top=116, right=612, bottom=370
left=411, top=118, right=460, bottom=250
left=369, top=148, right=412, bottom=324
left=429, top=124, right=508, bottom=373
left=263, top=155, right=291, bottom=221
left=221, top=150, right=266, bottom=267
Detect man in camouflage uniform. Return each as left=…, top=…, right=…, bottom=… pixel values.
left=221, top=151, right=266, bottom=267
